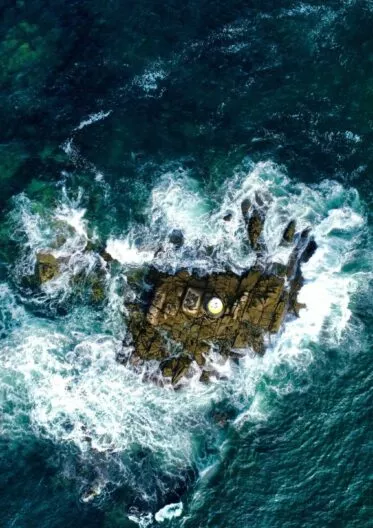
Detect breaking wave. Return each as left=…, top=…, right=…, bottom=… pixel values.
left=0, top=160, right=368, bottom=522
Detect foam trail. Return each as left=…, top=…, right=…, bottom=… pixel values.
left=73, top=110, right=112, bottom=131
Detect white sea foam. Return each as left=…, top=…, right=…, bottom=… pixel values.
left=2, top=160, right=368, bottom=517
left=9, top=188, right=106, bottom=302
left=73, top=110, right=112, bottom=132
left=132, top=62, right=168, bottom=97
left=106, top=238, right=154, bottom=266
left=155, top=502, right=183, bottom=522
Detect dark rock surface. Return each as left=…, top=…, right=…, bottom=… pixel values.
left=282, top=220, right=296, bottom=244
left=168, top=229, right=185, bottom=248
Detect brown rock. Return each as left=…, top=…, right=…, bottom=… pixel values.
left=35, top=253, right=59, bottom=283
left=282, top=220, right=296, bottom=244
left=123, top=209, right=318, bottom=384
left=161, top=355, right=192, bottom=385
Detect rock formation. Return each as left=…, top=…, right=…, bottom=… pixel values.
left=124, top=203, right=318, bottom=385
left=35, top=252, right=60, bottom=283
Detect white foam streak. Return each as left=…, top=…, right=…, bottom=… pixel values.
left=73, top=110, right=112, bottom=131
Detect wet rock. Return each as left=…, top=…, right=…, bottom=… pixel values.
left=302, top=239, right=318, bottom=263
left=169, top=229, right=184, bottom=248
left=241, top=198, right=251, bottom=216
left=223, top=213, right=233, bottom=222
left=90, top=276, right=106, bottom=303
left=35, top=252, right=59, bottom=283
left=282, top=220, right=296, bottom=244
left=270, top=262, right=288, bottom=277
left=247, top=209, right=264, bottom=250
left=199, top=370, right=211, bottom=383
left=125, top=206, right=318, bottom=385
left=160, top=355, right=192, bottom=385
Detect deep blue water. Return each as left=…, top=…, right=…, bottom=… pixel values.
left=0, top=1, right=372, bottom=527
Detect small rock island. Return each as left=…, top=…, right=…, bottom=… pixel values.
left=31, top=198, right=317, bottom=387
left=124, top=202, right=317, bottom=385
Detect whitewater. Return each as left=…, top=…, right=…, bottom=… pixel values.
left=0, top=157, right=368, bottom=525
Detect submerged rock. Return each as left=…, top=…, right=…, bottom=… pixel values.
left=35, top=252, right=59, bottom=283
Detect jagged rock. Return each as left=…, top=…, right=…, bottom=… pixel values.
left=124, top=207, right=318, bottom=384
left=282, top=220, right=296, bottom=244
left=247, top=209, right=264, bottom=250
left=127, top=264, right=296, bottom=382
left=35, top=253, right=59, bottom=283
left=302, top=239, right=318, bottom=263
left=169, top=229, right=184, bottom=248
left=241, top=198, right=251, bottom=215
left=199, top=370, right=211, bottom=383
left=160, top=355, right=192, bottom=385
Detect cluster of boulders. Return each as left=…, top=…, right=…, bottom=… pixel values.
left=124, top=200, right=317, bottom=385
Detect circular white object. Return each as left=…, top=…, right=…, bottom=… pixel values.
left=207, top=297, right=224, bottom=316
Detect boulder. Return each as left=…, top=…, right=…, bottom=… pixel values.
left=282, top=220, right=296, bottom=244
left=35, top=252, right=59, bottom=283
left=169, top=229, right=184, bottom=248
left=160, top=355, right=192, bottom=385
left=247, top=210, right=264, bottom=250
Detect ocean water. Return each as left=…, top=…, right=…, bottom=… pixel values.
left=0, top=1, right=372, bottom=527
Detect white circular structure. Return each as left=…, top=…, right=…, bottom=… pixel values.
left=206, top=297, right=224, bottom=317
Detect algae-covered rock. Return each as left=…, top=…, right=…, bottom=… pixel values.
left=35, top=253, right=59, bottom=283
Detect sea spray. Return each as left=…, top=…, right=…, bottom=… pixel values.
left=1, top=160, right=368, bottom=521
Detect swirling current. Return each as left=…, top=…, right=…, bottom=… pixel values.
left=0, top=1, right=372, bottom=527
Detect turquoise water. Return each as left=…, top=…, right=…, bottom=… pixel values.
left=1, top=2, right=372, bottom=527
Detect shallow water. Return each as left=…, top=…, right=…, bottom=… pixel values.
left=1, top=1, right=372, bottom=527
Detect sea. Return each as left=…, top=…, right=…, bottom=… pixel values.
left=0, top=1, right=372, bottom=527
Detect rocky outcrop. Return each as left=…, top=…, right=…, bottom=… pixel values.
left=247, top=210, right=264, bottom=249
left=124, top=205, right=318, bottom=385
left=282, top=220, right=296, bottom=244
left=35, top=252, right=60, bottom=283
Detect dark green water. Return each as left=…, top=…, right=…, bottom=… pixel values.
left=0, top=1, right=372, bottom=527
